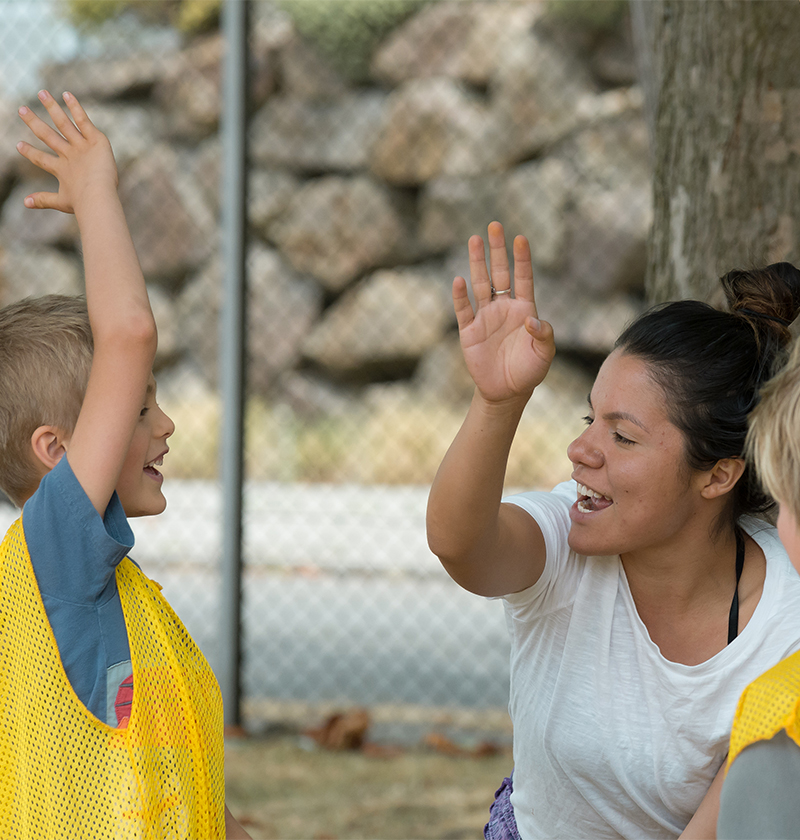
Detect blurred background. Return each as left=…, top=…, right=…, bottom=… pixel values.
left=0, top=0, right=649, bottom=835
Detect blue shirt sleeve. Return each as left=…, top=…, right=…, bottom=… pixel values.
left=21, top=456, right=134, bottom=724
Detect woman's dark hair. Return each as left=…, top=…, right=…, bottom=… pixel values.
left=615, top=262, right=800, bottom=525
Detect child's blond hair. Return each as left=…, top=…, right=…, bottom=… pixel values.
left=746, top=337, right=800, bottom=523
left=0, top=295, right=93, bottom=505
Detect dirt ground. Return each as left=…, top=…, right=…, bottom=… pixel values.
left=224, top=734, right=511, bottom=840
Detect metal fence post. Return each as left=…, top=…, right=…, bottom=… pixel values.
left=219, top=0, right=248, bottom=728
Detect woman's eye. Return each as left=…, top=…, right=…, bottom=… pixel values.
left=582, top=415, right=594, bottom=426
left=140, top=407, right=149, bottom=417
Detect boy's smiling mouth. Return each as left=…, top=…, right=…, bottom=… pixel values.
left=576, top=482, right=613, bottom=513
left=144, top=453, right=166, bottom=479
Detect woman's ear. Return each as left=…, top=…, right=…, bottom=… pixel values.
left=700, top=457, right=746, bottom=500
left=30, top=425, right=70, bottom=472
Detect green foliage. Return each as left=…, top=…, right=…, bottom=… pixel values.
left=276, top=0, right=429, bottom=82
left=64, top=0, right=220, bottom=34
left=65, top=0, right=130, bottom=26
left=545, top=0, right=627, bottom=31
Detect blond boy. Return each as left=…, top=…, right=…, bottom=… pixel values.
left=718, top=336, right=800, bottom=839
left=0, top=92, right=249, bottom=838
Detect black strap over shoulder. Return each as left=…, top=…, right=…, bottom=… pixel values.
left=727, top=528, right=746, bottom=645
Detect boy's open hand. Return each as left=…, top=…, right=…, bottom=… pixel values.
left=454, top=221, right=556, bottom=405
left=16, top=90, right=117, bottom=215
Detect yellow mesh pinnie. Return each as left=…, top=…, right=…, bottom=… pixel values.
left=0, top=518, right=225, bottom=839
left=728, top=649, right=800, bottom=769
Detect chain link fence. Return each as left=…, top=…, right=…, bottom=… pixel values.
left=0, top=0, right=650, bottom=736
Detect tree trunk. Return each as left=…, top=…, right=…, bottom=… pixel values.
left=632, top=0, right=800, bottom=303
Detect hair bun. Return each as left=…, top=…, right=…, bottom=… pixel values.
left=721, top=263, right=800, bottom=332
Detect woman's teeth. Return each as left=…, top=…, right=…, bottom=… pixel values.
left=576, top=483, right=612, bottom=513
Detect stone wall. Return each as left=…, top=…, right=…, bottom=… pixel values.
left=0, top=1, right=650, bottom=423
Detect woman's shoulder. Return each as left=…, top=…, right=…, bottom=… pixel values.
left=741, top=516, right=798, bottom=582
left=504, top=480, right=575, bottom=523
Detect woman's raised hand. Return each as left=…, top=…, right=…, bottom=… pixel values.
left=454, top=221, right=555, bottom=405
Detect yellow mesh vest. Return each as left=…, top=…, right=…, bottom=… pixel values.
left=0, top=518, right=226, bottom=839
left=727, top=649, right=800, bottom=769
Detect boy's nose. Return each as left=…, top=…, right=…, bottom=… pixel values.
left=567, top=428, right=603, bottom=469
left=157, top=407, right=175, bottom=439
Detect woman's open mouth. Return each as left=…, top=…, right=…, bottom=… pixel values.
left=576, top=483, right=613, bottom=513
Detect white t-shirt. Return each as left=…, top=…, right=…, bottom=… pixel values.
left=502, top=480, right=800, bottom=840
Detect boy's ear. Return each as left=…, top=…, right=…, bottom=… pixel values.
left=30, top=425, right=70, bottom=472
left=699, top=457, right=746, bottom=500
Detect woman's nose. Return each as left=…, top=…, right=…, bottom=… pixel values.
left=567, top=427, right=603, bottom=469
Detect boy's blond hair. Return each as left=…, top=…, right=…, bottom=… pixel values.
left=0, top=295, right=93, bottom=506
left=746, top=337, right=800, bottom=524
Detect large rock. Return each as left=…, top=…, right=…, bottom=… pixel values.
left=268, top=175, right=413, bottom=291
left=180, top=136, right=221, bottom=214
left=490, top=28, right=598, bottom=163
left=0, top=246, right=82, bottom=305
left=249, top=169, right=300, bottom=239
left=372, top=1, right=544, bottom=86
left=155, top=33, right=277, bottom=141
left=0, top=180, right=80, bottom=247
left=413, top=333, right=474, bottom=401
left=118, top=146, right=215, bottom=288
left=529, top=270, right=643, bottom=356
left=148, top=284, right=180, bottom=370
left=42, top=52, right=180, bottom=101
left=559, top=105, right=649, bottom=187
left=500, top=158, right=572, bottom=273
left=0, top=97, right=20, bottom=204
left=302, top=266, right=454, bottom=377
left=68, top=102, right=158, bottom=168
left=557, top=110, right=651, bottom=296
left=565, top=183, right=650, bottom=297
left=249, top=91, right=386, bottom=173
left=418, top=175, right=503, bottom=253
left=176, top=243, right=322, bottom=396
left=369, top=78, right=504, bottom=185
left=277, top=33, right=348, bottom=101
left=154, top=34, right=224, bottom=140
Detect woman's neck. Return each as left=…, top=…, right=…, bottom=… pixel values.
left=621, top=522, right=764, bottom=665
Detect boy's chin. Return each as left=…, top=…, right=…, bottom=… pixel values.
left=120, top=493, right=167, bottom=518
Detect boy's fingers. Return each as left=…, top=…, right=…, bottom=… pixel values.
left=487, top=221, right=511, bottom=293
left=468, top=234, right=492, bottom=309
left=453, top=276, right=475, bottom=331
left=62, top=92, right=96, bottom=136
left=37, top=90, right=82, bottom=142
left=23, top=191, right=63, bottom=211
left=18, top=105, right=69, bottom=155
left=15, top=141, right=58, bottom=175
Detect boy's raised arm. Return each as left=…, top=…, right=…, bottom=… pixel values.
left=17, top=90, right=156, bottom=516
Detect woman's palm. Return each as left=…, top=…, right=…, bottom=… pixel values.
left=454, top=223, right=555, bottom=405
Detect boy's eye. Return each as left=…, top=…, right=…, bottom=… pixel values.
left=140, top=407, right=149, bottom=417
left=613, top=431, right=634, bottom=445
left=582, top=415, right=593, bottom=426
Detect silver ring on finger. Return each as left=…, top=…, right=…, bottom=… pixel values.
left=491, top=286, right=512, bottom=299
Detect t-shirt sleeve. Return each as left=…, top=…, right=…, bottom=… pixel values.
left=718, top=731, right=800, bottom=839
left=21, top=456, right=134, bottom=721
left=500, top=480, right=584, bottom=619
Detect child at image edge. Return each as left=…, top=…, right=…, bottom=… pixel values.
left=0, top=92, right=250, bottom=838
left=718, top=336, right=800, bottom=839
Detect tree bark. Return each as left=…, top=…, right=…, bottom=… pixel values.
left=633, top=0, right=800, bottom=303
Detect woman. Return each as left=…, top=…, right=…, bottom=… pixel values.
left=426, top=222, right=800, bottom=839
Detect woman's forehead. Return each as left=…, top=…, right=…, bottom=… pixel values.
left=590, top=351, right=671, bottom=423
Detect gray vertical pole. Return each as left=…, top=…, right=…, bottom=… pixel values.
left=219, top=0, right=248, bottom=728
